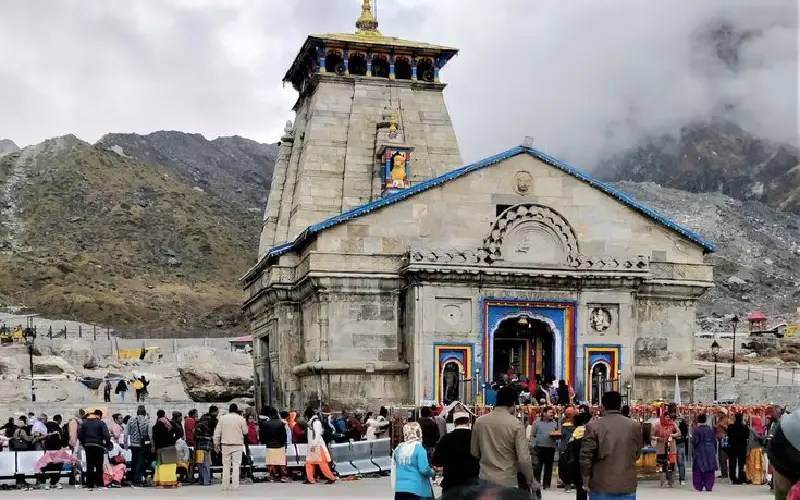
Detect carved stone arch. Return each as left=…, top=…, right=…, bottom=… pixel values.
left=484, top=204, right=579, bottom=265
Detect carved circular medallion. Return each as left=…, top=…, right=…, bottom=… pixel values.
left=590, top=307, right=612, bottom=332
left=514, top=170, right=533, bottom=195
left=441, top=304, right=463, bottom=325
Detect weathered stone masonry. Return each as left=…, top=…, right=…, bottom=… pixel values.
left=243, top=3, right=716, bottom=410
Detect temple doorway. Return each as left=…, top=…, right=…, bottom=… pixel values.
left=590, top=362, right=609, bottom=405
left=492, top=316, right=555, bottom=383
left=441, top=361, right=461, bottom=404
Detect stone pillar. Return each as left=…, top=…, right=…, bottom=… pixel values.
left=366, top=50, right=373, bottom=77
left=317, top=44, right=326, bottom=73
left=434, top=55, right=442, bottom=83
left=318, top=293, right=330, bottom=362
left=389, top=50, right=396, bottom=79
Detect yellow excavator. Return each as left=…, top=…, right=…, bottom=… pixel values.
left=0, top=326, right=24, bottom=344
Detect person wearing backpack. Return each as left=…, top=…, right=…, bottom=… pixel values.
left=78, top=410, right=112, bottom=491
left=558, top=408, right=578, bottom=491
left=565, top=411, right=592, bottom=500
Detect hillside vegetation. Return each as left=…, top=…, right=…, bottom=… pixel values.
left=0, top=135, right=259, bottom=337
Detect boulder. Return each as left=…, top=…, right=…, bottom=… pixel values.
left=0, top=356, right=21, bottom=376
left=176, top=347, right=253, bottom=402
left=33, top=355, right=75, bottom=375
left=79, top=376, right=103, bottom=390
left=58, top=339, right=97, bottom=369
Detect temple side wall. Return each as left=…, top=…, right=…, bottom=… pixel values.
left=633, top=291, right=704, bottom=402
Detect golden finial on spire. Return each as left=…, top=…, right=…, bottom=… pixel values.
left=355, top=0, right=381, bottom=35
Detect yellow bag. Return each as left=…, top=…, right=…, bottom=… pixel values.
left=134, top=380, right=144, bottom=390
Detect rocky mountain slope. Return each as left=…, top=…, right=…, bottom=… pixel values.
left=97, top=131, right=278, bottom=212
left=0, top=139, right=19, bottom=156
left=0, top=135, right=259, bottom=337
left=2, top=127, right=798, bottom=335
left=614, top=181, right=800, bottom=328
left=604, top=120, right=800, bottom=215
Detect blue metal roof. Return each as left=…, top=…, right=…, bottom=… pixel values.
left=244, top=144, right=716, bottom=280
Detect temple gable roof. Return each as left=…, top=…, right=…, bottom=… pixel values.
left=241, top=144, right=716, bottom=282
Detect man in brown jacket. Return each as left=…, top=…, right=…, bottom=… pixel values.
left=471, top=386, right=540, bottom=493
left=579, top=391, right=642, bottom=500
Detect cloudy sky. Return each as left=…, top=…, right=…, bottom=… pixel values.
left=0, top=0, right=796, bottom=168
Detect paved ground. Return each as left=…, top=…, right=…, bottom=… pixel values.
left=0, top=478, right=776, bottom=499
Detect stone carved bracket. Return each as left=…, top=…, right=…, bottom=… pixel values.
left=406, top=246, right=649, bottom=271
left=485, top=204, right=579, bottom=264
left=409, top=247, right=488, bottom=265
left=567, top=254, right=649, bottom=270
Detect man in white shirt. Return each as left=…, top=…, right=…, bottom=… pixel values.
left=213, top=403, right=248, bottom=491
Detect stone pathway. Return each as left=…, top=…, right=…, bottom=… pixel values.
left=0, top=478, right=776, bottom=499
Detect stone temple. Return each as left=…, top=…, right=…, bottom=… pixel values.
left=241, top=1, right=715, bottom=410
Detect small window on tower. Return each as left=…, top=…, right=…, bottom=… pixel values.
left=395, top=57, right=412, bottom=80
left=496, top=204, right=512, bottom=217
left=349, top=54, right=367, bottom=76
left=417, top=59, right=434, bottom=82
left=372, top=56, right=390, bottom=78
left=325, top=52, right=344, bottom=75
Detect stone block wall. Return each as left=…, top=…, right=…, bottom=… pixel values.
left=313, top=154, right=708, bottom=266
left=263, top=75, right=462, bottom=244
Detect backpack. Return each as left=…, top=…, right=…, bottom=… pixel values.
left=321, top=419, right=335, bottom=444
left=334, top=416, right=347, bottom=434
left=10, top=429, right=30, bottom=451
left=559, top=436, right=579, bottom=483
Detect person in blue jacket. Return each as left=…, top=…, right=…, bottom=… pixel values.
left=392, top=421, right=435, bottom=500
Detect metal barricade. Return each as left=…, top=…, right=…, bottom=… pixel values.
left=15, top=451, right=45, bottom=478
left=294, top=444, right=308, bottom=468
left=329, top=443, right=358, bottom=477
left=350, top=440, right=379, bottom=475
left=370, top=438, right=391, bottom=472
left=0, top=451, right=17, bottom=479
left=249, top=445, right=267, bottom=473
left=286, top=444, right=299, bottom=467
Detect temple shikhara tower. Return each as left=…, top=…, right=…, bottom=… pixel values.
left=258, top=0, right=461, bottom=256
left=242, top=1, right=716, bottom=410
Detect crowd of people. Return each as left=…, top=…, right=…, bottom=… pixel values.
left=1, top=395, right=798, bottom=499
left=390, top=387, right=800, bottom=500
left=100, top=376, right=151, bottom=403
left=491, top=371, right=577, bottom=406
left=0, top=403, right=393, bottom=491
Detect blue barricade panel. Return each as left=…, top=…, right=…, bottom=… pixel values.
left=329, top=443, right=358, bottom=477
left=350, top=440, right=379, bottom=475
left=371, top=438, right=391, bottom=472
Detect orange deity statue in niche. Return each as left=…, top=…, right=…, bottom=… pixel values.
left=389, top=153, right=409, bottom=188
